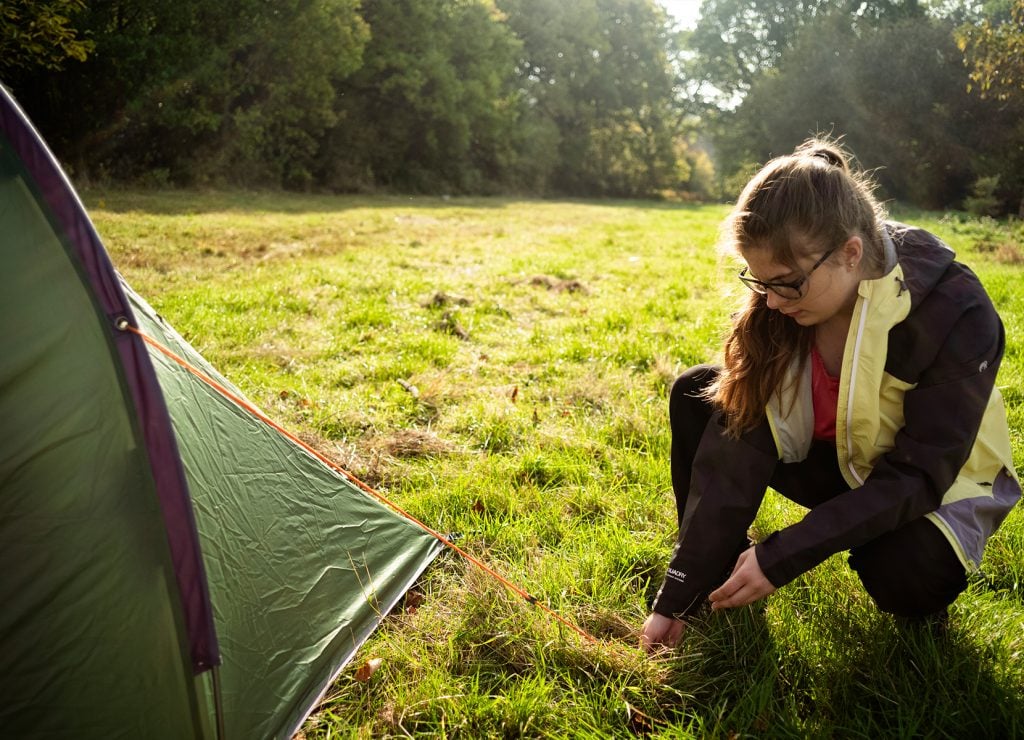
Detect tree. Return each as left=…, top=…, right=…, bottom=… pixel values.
left=687, top=0, right=926, bottom=102
left=3, top=0, right=703, bottom=196
left=716, top=11, right=1008, bottom=209
left=5, top=0, right=368, bottom=187
left=956, top=0, right=1024, bottom=101
left=321, top=0, right=523, bottom=193
left=498, top=0, right=684, bottom=196
left=0, top=0, right=94, bottom=76
left=167, top=0, right=370, bottom=187
left=956, top=0, right=1024, bottom=214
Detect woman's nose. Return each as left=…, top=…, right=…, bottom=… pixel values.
left=765, top=290, right=788, bottom=310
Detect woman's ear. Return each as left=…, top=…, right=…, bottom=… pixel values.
left=841, top=235, right=863, bottom=270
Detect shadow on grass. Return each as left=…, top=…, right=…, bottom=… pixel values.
left=651, top=599, right=1024, bottom=737
left=655, top=604, right=809, bottom=736
left=824, top=619, right=1024, bottom=736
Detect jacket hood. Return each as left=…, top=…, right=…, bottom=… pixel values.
left=885, top=221, right=956, bottom=305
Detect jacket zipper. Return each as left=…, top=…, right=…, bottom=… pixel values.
left=845, top=296, right=870, bottom=486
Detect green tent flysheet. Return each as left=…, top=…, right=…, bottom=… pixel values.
left=0, top=84, right=443, bottom=739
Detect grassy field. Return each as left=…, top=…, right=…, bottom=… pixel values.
left=88, top=190, right=1024, bottom=738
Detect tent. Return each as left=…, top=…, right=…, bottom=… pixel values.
left=0, top=85, right=443, bottom=738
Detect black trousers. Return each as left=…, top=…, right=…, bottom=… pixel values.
left=668, top=365, right=967, bottom=620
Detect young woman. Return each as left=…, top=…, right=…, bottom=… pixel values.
left=641, top=139, right=1020, bottom=652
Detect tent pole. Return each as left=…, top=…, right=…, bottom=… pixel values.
left=211, top=666, right=227, bottom=740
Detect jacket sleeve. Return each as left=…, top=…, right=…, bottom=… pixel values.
left=755, top=302, right=1005, bottom=589
left=651, top=415, right=778, bottom=618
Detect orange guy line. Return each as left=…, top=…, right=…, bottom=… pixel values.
left=122, top=322, right=597, bottom=644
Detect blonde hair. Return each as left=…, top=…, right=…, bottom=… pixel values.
left=708, top=138, right=887, bottom=437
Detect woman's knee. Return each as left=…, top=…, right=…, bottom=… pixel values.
left=670, top=365, right=718, bottom=416
left=848, top=517, right=967, bottom=619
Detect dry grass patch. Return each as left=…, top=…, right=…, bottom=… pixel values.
left=995, top=243, right=1024, bottom=264
left=651, top=353, right=684, bottom=393
left=520, top=274, right=591, bottom=294
left=293, top=432, right=389, bottom=489
left=973, top=232, right=1024, bottom=264
left=372, top=429, right=456, bottom=459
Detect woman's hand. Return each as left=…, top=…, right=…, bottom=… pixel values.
left=709, top=546, right=776, bottom=610
left=640, top=612, right=686, bottom=653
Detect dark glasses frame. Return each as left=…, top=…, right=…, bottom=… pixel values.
left=738, top=245, right=839, bottom=299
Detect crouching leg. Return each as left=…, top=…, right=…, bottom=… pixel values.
left=848, top=517, right=967, bottom=621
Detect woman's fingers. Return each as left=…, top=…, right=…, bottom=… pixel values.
left=708, top=546, right=775, bottom=610
left=709, top=574, right=748, bottom=608
left=640, top=612, right=687, bottom=654
left=709, top=558, right=750, bottom=605
left=710, top=581, right=757, bottom=609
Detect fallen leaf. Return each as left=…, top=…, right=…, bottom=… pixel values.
left=472, top=499, right=486, bottom=513
left=510, top=386, right=519, bottom=402
left=354, top=657, right=383, bottom=682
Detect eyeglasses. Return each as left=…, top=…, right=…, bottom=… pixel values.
left=738, top=246, right=838, bottom=300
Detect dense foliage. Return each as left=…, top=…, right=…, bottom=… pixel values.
left=3, top=0, right=1023, bottom=210
left=695, top=0, right=1024, bottom=215
left=0, top=0, right=93, bottom=74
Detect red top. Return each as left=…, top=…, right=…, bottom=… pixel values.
left=810, top=346, right=840, bottom=442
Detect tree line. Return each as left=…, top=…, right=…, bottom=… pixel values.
left=2, top=0, right=1022, bottom=212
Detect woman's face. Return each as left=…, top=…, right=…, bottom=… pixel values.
left=741, top=237, right=863, bottom=327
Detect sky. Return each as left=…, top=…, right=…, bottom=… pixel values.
left=658, top=0, right=704, bottom=29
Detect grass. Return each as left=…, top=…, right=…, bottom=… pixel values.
left=87, top=190, right=1024, bottom=738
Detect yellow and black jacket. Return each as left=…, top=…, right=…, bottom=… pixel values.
left=758, top=222, right=1019, bottom=586
left=653, top=223, right=1020, bottom=617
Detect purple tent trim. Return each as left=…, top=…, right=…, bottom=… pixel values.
left=0, top=86, right=219, bottom=674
